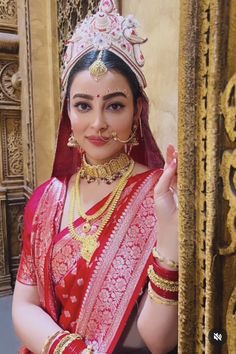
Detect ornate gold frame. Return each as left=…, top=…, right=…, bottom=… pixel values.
left=178, top=1, right=236, bottom=353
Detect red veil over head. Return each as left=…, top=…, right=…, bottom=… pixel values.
left=52, top=0, right=164, bottom=177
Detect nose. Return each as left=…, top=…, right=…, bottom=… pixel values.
left=91, top=109, right=108, bottom=131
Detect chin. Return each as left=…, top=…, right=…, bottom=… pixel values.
left=85, top=148, right=124, bottom=164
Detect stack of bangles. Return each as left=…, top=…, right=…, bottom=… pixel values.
left=147, top=246, right=178, bottom=306
left=41, top=330, right=93, bottom=354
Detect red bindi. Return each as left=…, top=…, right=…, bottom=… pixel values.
left=96, top=94, right=100, bottom=98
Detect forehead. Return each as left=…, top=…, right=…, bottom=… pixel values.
left=69, top=69, right=133, bottom=96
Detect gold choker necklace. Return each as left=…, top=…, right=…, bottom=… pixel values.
left=80, top=153, right=131, bottom=184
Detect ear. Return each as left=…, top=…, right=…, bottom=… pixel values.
left=133, top=97, right=143, bottom=124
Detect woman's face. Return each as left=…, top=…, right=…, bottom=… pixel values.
left=68, top=69, right=142, bottom=164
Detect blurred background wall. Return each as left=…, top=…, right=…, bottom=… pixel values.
left=122, top=0, right=179, bottom=155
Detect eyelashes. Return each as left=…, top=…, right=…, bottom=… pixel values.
left=73, top=102, right=125, bottom=112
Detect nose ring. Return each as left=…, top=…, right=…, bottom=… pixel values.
left=98, top=128, right=110, bottom=142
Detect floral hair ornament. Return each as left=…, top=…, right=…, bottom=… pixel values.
left=62, top=0, right=148, bottom=92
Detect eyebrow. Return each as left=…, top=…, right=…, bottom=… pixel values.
left=72, top=92, right=128, bottom=100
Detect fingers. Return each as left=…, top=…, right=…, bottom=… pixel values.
left=165, top=144, right=178, bottom=169
left=155, top=158, right=177, bottom=196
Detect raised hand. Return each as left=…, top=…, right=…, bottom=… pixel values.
left=153, top=144, right=178, bottom=267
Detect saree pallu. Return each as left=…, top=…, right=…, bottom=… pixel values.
left=17, top=169, right=162, bottom=354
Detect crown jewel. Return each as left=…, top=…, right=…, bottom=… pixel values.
left=62, top=0, right=147, bottom=89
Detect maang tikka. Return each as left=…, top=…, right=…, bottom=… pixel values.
left=89, top=50, right=108, bottom=81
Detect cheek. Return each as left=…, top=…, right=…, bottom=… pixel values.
left=69, top=110, right=87, bottom=131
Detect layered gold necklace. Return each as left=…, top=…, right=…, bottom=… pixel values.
left=68, top=154, right=134, bottom=264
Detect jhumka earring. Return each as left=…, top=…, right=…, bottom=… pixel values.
left=67, top=133, right=79, bottom=148
left=126, top=124, right=139, bottom=155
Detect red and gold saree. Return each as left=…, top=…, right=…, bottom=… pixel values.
left=17, top=169, right=162, bottom=353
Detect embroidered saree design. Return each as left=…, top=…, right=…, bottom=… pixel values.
left=17, top=169, right=161, bottom=353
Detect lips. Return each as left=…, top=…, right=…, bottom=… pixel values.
left=86, top=136, right=108, bottom=146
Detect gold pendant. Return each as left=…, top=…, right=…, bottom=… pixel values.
left=81, top=235, right=100, bottom=263
left=82, top=222, right=91, bottom=233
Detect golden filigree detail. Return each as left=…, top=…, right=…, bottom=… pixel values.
left=220, top=149, right=236, bottom=255
left=221, top=73, right=236, bottom=142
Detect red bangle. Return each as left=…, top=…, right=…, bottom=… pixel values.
left=63, top=338, right=87, bottom=353
left=152, top=257, right=178, bottom=281
left=48, top=332, right=69, bottom=354
left=150, top=280, right=178, bottom=301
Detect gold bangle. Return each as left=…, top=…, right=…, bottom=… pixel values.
left=54, top=333, right=83, bottom=354
left=152, top=247, right=179, bottom=270
left=41, top=330, right=66, bottom=354
left=148, top=265, right=178, bottom=292
left=148, top=283, right=178, bottom=306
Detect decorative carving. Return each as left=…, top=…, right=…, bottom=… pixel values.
left=221, top=73, right=236, bottom=143
left=57, top=0, right=100, bottom=71
left=0, top=111, right=23, bottom=179
left=220, top=148, right=236, bottom=256
left=178, top=1, right=226, bottom=353
left=7, top=118, right=23, bottom=176
left=226, top=286, right=236, bottom=353
left=7, top=203, right=24, bottom=258
left=0, top=0, right=17, bottom=22
left=0, top=62, right=21, bottom=103
left=194, top=3, right=211, bottom=352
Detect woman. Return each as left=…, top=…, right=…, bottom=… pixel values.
left=12, top=1, right=178, bottom=353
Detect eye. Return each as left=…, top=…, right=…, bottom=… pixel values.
left=108, top=103, right=125, bottom=112
left=74, top=102, right=91, bottom=112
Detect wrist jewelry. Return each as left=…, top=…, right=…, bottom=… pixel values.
left=152, top=247, right=179, bottom=270
left=42, top=330, right=66, bottom=354
left=148, top=283, right=178, bottom=306
left=48, top=331, right=71, bottom=354
left=152, top=259, right=178, bottom=281
left=148, top=265, right=178, bottom=292
left=54, top=333, right=83, bottom=354
left=150, top=280, right=178, bottom=301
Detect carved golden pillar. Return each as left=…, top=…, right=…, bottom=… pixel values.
left=179, top=1, right=236, bottom=353
left=0, top=0, right=24, bottom=295
left=17, top=0, right=60, bottom=188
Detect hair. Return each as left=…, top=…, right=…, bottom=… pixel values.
left=66, top=50, right=142, bottom=106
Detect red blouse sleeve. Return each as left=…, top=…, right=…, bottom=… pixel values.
left=17, top=179, right=52, bottom=285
